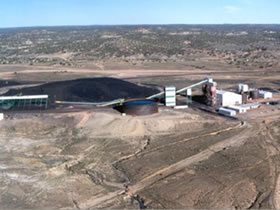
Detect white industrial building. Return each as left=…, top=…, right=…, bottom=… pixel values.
left=259, top=90, right=273, bottom=99
left=218, top=107, right=236, bottom=116
left=227, top=105, right=247, bottom=114
left=216, top=90, right=242, bottom=106
left=241, top=103, right=261, bottom=110
left=238, top=84, right=249, bottom=93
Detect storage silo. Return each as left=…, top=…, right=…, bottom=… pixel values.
left=250, top=90, right=259, bottom=100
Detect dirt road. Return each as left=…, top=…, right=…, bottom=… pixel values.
left=80, top=122, right=253, bottom=208
left=127, top=123, right=250, bottom=195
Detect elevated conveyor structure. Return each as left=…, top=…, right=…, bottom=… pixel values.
left=54, top=78, right=215, bottom=108
left=146, top=78, right=212, bottom=100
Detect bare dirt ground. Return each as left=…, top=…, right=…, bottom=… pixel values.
left=0, top=62, right=280, bottom=209
left=0, top=108, right=221, bottom=209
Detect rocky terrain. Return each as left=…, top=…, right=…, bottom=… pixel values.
left=1, top=25, right=280, bottom=69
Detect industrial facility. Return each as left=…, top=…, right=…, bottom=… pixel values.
left=216, top=90, right=242, bottom=107
left=0, top=95, right=49, bottom=110
left=0, top=77, right=276, bottom=118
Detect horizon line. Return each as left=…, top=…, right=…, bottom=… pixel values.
left=1, top=23, right=280, bottom=29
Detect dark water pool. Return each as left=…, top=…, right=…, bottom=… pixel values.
left=124, top=100, right=156, bottom=106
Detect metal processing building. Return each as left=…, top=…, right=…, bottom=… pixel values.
left=217, top=90, right=242, bottom=106
left=259, top=90, right=273, bottom=99
left=0, top=95, right=49, bottom=110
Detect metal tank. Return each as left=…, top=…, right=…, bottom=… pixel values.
left=121, top=99, right=158, bottom=116
left=250, top=90, right=259, bottom=100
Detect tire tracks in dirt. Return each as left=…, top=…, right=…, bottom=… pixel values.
left=126, top=124, right=251, bottom=196
left=112, top=137, right=151, bottom=166
left=76, top=111, right=91, bottom=128
left=137, top=122, right=243, bottom=158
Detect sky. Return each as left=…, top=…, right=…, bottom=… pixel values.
left=0, top=0, right=279, bottom=28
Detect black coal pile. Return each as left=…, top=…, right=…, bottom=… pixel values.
left=0, top=80, right=21, bottom=88
left=4, top=77, right=158, bottom=103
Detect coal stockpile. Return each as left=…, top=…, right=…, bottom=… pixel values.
left=0, top=80, right=21, bottom=88
left=4, top=78, right=158, bottom=103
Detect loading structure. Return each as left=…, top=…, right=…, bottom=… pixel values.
left=0, top=95, right=49, bottom=110
left=147, top=78, right=211, bottom=100
left=147, top=77, right=216, bottom=106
